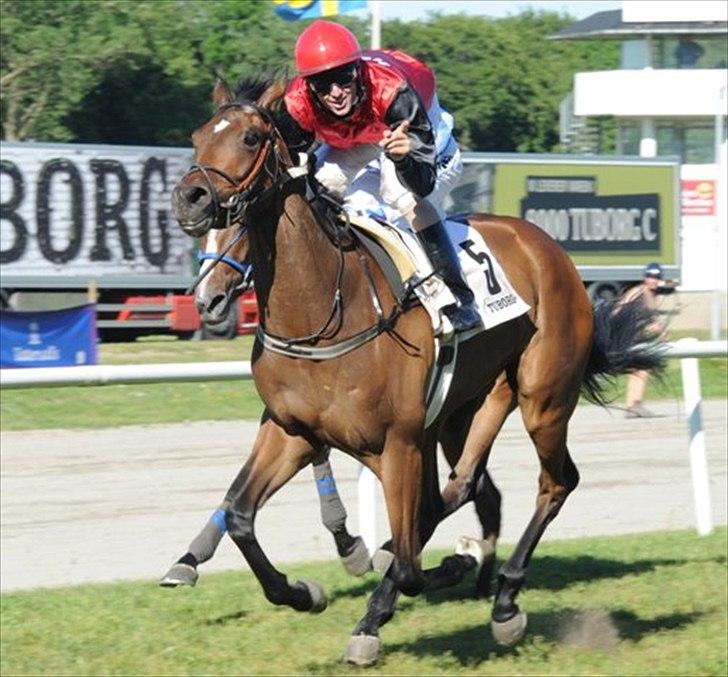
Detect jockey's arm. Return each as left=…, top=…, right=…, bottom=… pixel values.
left=383, top=85, right=437, bottom=198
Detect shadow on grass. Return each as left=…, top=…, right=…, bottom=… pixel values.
left=203, top=609, right=248, bottom=626
left=524, top=554, right=693, bottom=591
left=384, top=607, right=701, bottom=666
left=330, top=553, right=721, bottom=606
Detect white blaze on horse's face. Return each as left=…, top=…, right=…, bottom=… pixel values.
left=197, top=231, right=223, bottom=300
left=213, top=119, right=231, bottom=134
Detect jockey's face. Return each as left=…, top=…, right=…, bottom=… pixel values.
left=308, top=62, right=359, bottom=117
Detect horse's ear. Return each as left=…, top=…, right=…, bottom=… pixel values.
left=212, top=78, right=234, bottom=107
left=257, top=78, right=288, bottom=111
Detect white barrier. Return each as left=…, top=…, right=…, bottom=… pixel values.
left=1, top=340, right=725, bottom=389
left=1, top=339, right=725, bottom=541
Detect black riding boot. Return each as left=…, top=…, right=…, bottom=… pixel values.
left=417, top=221, right=482, bottom=333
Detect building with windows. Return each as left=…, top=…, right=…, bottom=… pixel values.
left=552, top=0, right=727, bottom=319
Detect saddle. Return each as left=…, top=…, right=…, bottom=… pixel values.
left=344, top=209, right=530, bottom=427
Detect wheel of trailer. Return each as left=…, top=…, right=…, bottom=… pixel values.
left=201, top=301, right=239, bottom=340
left=586, top=281, right=622, bottom=304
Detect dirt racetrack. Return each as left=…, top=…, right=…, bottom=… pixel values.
left=2, top=400, right=726, bottom=593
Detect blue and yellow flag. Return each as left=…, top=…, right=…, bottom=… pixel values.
left=272, top=0, right=368, bottom=22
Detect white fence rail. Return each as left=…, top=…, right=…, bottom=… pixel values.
left=1, top=339, right=725, bottom=543
left=1, top=340, right=725, bottom=389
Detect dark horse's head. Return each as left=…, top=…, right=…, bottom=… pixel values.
left=171, top=76, right=299, bottom=237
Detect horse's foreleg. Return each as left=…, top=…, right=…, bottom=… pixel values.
left=160, top=442, right=258, bottom=588
left=225, top=421, right=326, bottom=613
left=377, top=432, right=427, bottom=598
left=345, top=443, right=436, bottom=667
left=159, top=504, right=228, bottom=587
left=311, top=449, right=371, bottom=575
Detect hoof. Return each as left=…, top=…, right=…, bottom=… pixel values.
left=371, top=548, right=395, bottom=574
left=345, top=634, right=381, bottom=666
left=159, top=563, right=198, bottom=587
left=492, top=611, right=528, bottom=646
left=456, top=536, right=494, bottom=568
left=341, top=536, right=372, bottom=576
left=295, top=579, right=328, bottom=613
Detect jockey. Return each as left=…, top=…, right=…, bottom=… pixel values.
left=284, top=19, right=480, bottom=333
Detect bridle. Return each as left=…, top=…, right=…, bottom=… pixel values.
left=186, top=225, right=252, bottom=296
left=180, top=102, right=284, bottom=233
left=182, top=102, right=285, bottom=295
left=179, top=97, right=412, bottom=359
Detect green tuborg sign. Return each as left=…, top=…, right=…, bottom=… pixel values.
left=491, top=161, right=677, bottom=267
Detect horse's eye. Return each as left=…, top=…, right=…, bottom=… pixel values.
left=243, top=131, right=260, bottom=148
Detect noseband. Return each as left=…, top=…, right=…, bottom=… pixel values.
left=186, top=225, right=250, bottom=296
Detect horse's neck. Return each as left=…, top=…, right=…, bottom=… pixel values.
left=251, top=191, right=352, bottom=336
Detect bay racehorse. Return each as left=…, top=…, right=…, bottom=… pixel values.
left=162, top=205, right=503, bottom=594
left=170, top=77, right=664, bottom=664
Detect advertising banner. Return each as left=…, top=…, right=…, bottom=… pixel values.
left=0, top=304, right=97, bottom=368
left=0, top=142, right=193, bottom=287
left=681, top=179, right=716, bottom=216
left=491, top=160, right=678, bottom=267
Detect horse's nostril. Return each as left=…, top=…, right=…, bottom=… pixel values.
left=185, top=186, right=209, bottom=205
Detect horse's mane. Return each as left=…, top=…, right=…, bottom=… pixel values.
left=232, top=75, right=311, bottom=155
left=232, top=76, right=349, bottom=243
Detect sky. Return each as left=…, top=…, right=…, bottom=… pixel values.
left=375, top=1, right=621, bottom=22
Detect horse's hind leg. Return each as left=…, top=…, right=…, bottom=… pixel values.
left=437, top=375, right=516, bottom=598
left=311, top=450, right=371, bottom=575
left=491, top=386, right=580, bottom=646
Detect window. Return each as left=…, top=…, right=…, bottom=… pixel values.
left=655, top=35, right=728, bottom=69
left=618, top=119, right=724, bottom=162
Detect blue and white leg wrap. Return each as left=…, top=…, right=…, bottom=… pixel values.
left=188, top=507, right=227, bottom=563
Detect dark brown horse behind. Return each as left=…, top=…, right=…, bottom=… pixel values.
left=169, top=77, right=664, bottom=665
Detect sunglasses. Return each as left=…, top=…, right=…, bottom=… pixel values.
left=307, top=64, right=358, bottom=95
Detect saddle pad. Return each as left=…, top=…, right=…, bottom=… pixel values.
left=347, top=213, right=419, bottom=281
left=447, top=220, right=531, bottom=331
left=347, top=212, right=530, bottom=332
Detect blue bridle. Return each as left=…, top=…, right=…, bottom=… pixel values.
left=197, top=250, right=251, bottom=278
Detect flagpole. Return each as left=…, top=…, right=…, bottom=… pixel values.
left=370, top=0, right=381, bottom=49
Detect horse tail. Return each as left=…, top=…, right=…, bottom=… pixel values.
left=581, top=297, right=667, bottom=406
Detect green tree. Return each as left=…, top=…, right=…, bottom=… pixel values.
left=1, top=3, right=618, bottom=151
left=382, top=11, right=618, bottom=152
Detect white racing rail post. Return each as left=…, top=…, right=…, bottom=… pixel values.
left=677, top=337, right=713, bottom=536
left=358, top=466, right=378, bottom=554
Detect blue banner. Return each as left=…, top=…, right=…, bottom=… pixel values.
left=272, top=0, right=368, bottom=21
left=0, top=305, right=98, bottom=368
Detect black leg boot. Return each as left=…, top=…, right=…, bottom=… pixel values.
left=417, top=221, right=482, bottom=333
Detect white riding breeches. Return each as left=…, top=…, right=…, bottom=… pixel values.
left=314, top=95, right=463, bottom=228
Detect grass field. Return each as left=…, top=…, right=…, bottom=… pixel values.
left=1, top=333, right=726, bottom=431
left=1, top=528, right=726, bottom=676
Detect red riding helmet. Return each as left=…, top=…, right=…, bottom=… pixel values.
left=294, top=20, right=362, bottom=77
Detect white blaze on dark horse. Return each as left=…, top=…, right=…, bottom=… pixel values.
left=168, top=76, right=665, bottom=666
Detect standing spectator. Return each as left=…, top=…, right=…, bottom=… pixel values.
left=675, top=35, right=704, bottom=68
left=622, top=262, right=670, bottom=418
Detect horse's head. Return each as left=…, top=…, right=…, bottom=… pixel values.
left=172, top=77, right=290, bottom=237
left=194, top=227, right=252, bottom=325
